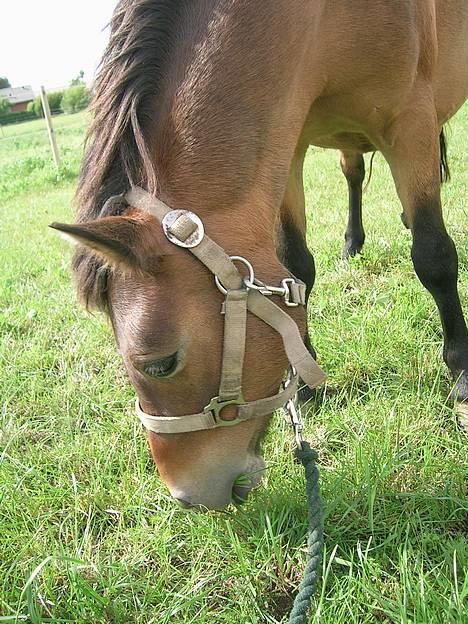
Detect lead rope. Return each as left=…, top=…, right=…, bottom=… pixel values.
left=285, top=396, right=323, bottom=624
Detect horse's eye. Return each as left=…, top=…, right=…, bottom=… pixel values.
left=141, top=353, right=178, bottom=378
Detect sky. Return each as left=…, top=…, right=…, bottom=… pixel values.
left=1, top=0, right=118, bottom=91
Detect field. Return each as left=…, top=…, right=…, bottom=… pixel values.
left=0, top=108, right=466, bottom=624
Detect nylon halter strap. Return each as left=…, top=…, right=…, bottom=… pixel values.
left=124, top=186, right=326, bottom=434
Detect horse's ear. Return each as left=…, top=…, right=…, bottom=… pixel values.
left=50, top=214, right=167, bottom=271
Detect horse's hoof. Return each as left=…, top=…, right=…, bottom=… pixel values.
left=456, top=402, right=468, bottom=431
left=342, top=241, right=363, bottom=259
left=448, top=370, right=468, bottom=430
left=297, top=382, right=316, bottom=404
left=448, top=370, right=468, bottom=403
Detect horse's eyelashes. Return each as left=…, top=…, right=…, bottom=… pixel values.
left=141, top=353, right=178, bottom=378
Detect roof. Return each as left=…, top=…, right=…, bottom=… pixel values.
left=0, top=85, right=35, bottom=104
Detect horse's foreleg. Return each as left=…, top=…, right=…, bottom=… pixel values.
left=279, top=144, right=318, bottom=400
left=340, top=150, right=366, bottom=259
left=383, top=97, right=468, bottom=409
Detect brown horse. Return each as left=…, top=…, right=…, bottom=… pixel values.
left=52, top=0, right=468, bottom=509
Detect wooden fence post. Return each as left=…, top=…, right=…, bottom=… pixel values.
left=40, top=86, right=60, bottom=167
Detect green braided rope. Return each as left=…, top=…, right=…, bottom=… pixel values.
left=288, top=441, right=323, bottom=624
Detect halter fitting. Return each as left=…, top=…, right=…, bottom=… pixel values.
left=121, top=186, right=326, bottom=434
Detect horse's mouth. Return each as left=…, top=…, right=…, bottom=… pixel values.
left=229, top=427, right=269, bottom=504
left=232, top=484, right=251, bottom=504
left=174, top=456, right=266, bottom=510
left=232, top=456, right=266, bottom=504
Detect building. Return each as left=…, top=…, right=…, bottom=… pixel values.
left=0, top=85, right=35, bottom=112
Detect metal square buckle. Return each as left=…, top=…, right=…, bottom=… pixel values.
left=281, top=277, right=300, bottom=307
left=162, top=210, right=205, bottom=248
left=204, top=395, right=245, bottom=426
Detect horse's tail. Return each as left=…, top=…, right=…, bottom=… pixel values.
left=362, top=151, right=376, bottom=193
left=439, top=128, right=450, bottom=183
left=364, top=129, right=449, bottom=191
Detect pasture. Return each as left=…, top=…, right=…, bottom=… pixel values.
left=0, top=108, right=466, bottom=623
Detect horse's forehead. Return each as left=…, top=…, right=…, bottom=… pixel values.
left=108, top=264, right=220, bottom=354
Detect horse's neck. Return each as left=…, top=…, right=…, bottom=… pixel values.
left=151, top=1, right=312, bottom=226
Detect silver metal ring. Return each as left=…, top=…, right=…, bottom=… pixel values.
left=215, top=256, right=255, bottom=294
left=162, top=210, right=205, bottom=248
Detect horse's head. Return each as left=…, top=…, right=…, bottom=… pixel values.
left=52, top=0, right=328, bottom=509
left=52, top=189, right=323, bottom=510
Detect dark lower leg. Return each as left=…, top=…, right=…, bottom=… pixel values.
left=340, top=152, right=366, bottom=258
left=279, top=142, right=320, bottom=401
left=410, top=205, right=468, bottom=400
left=280, top=219, right=315, bottom=297
left=383, top=98, right=468, bottom=407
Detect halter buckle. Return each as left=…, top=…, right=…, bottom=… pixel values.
left=204, top=394, right=246, bottom=426
left=162, top=210, right=205, bottom=248
left=242, top=275, right=302, bottom=306
left=281, top=278, right=300, bottom=307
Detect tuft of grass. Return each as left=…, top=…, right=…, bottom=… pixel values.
left=0, top=107, right=466, bottom=623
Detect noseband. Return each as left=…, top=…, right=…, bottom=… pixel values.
left=119, top=187, right=326, bottom=434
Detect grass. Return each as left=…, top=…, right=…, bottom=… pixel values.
left=0, top=106, right=467, bottom=623
left=0, top=112, right=89, bottom=203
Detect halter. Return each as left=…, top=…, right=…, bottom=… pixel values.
left=120, top=186, right=326, bottom=434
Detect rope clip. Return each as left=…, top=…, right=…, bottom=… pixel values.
left=286, top=397, right=304, bottom=451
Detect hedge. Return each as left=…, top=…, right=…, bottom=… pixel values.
left=0, top=111, right=37, bottom=126
left=27, top=91, right=65, bottom=118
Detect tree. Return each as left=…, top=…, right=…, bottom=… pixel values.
left=70, top=70, right=85, bottom=87
left=61, top=85, right=90, bottom=114
left=47, top=91, right=64, bottom=114
left=0, top=97, right=9, bottom=114
left=0, top=77, right=11, bottom=89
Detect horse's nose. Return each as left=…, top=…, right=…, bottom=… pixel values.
left=175, top=497, right=193, bottom=509
left=174, top=497, right=221, bottom=511
left=174, top=484, right=255, bottom=509
left=172, top=491, right=232, bottom=510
